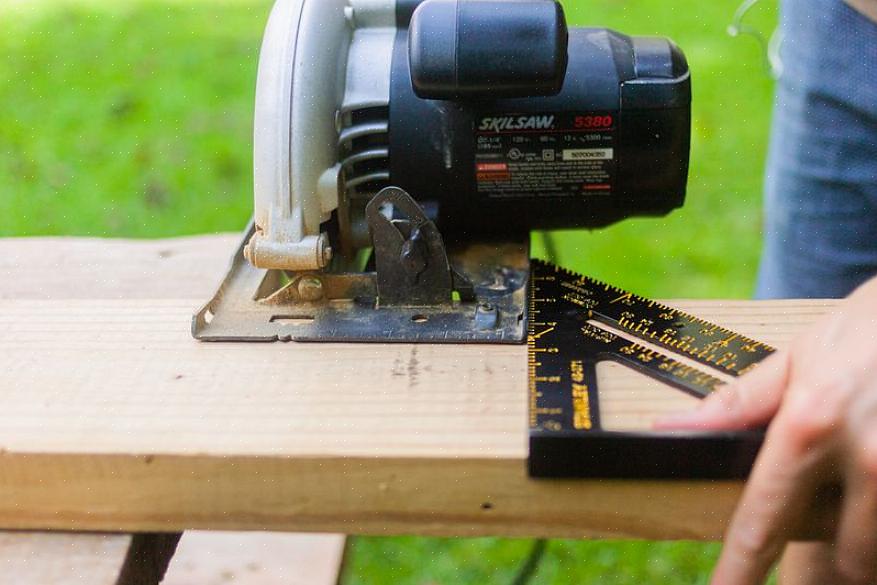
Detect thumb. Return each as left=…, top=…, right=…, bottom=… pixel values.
left=654, top=350, right=790, bottom=431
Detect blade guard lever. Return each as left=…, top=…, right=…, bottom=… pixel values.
left=366, top=187, right=472, bottom=307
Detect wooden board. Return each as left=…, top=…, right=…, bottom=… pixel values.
left=162, top=532, right=345, bottom=585
left=0, top=532, right=179, bottom=585
left=0, top=236, right=195, bottom=585
left=0, top=234, right=239, bottom=300
left=0, top=236, right=837, bottom=540
left=0, top=235, right=343, bottom=585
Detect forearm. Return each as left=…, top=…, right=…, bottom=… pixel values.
left=845, top=0, right=877, bottom=23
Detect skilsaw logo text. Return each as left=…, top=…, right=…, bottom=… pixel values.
left=478, top=115, right=556, bottom=133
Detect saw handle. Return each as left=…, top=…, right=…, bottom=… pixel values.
left=408, top=0, right=568, bottom=99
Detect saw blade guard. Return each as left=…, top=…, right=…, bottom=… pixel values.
left=244, top=0, right=691, bottom=270
left=247, top=0, right=353, bottom=271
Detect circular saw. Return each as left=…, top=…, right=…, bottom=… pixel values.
left=194, top=0, right=691, bottom=343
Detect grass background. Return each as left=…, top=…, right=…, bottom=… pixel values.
left=0, top=0, right=779, bottom=582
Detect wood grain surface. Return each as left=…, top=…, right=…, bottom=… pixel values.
left=0, top=532, right=179, bottom=585
left=162, top=532, right=344, bottom=585
left=0, top=235, right=838, bottom=539
left=0, top=235, right=343, bottom=585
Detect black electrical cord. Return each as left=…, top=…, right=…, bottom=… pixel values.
left=510, top=539, right=548, bottom=585
left=540, top=231, right=559, bottom=267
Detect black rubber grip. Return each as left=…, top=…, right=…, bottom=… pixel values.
left=408, top=0, right=568, bottom=99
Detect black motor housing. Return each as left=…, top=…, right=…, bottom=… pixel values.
left=387, top=0, right=691, bottom=239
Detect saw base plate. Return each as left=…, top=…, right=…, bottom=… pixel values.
left=193, top=222, right=528, bottom=343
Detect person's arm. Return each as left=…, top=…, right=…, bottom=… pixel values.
left=845, top=0, right=877, bottom=24
left=656, top=274, right=877, bottom=585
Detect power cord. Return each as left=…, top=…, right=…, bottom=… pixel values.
left=540, top=232, right=559, bottom=268
left=727, top=0, right=783, bottom=79
left=510, top=539, right=548, bottom=585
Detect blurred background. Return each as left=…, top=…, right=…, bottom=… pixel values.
left=0, top=0, right=778, bottom=582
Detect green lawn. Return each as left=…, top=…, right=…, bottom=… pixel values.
left=0, top=0, right=779, bottom=582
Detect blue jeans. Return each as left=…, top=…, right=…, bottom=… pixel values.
left=756, top=0, right=877, bottom=299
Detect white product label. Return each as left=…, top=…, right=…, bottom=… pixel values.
left=562, top=148, right=614, bottom=161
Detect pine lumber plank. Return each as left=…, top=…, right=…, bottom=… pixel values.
left=0, top=236, right=838, bottom=540
left=0, top=235, right=344, bottom=585
left=0, top=234, right=239, bottom=300
left=162, top=532, right=345, bottom=585
left=0, top=234, right=203, bottom=585
left=0, top=532, right=179, bottom=585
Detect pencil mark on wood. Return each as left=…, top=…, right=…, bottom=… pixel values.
left=407, top=346, right=420, bottom=388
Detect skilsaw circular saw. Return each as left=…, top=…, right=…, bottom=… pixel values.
left=193, top=0, right=691, bottom=344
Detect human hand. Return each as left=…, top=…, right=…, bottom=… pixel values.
left=655, top=275, right=877, bottom=585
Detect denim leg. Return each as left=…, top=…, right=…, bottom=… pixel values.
left=756, top=0, right=877, bottom=299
